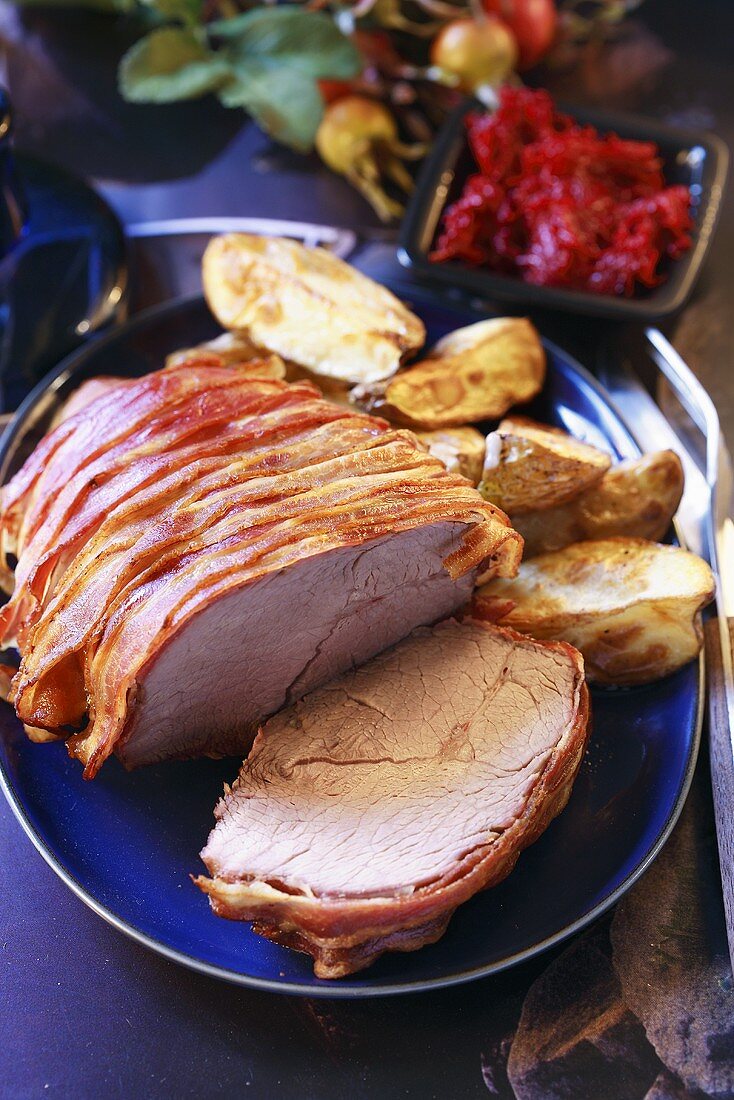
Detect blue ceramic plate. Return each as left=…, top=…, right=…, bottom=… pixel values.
left=0, top=293, right=703, bottom=998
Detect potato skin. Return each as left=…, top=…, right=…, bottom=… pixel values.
left=353, top=318, right=545, bottom=429
left=474, top=537, right=715, bottom=686
left=167, top=332, right=371, bottom=413
left=203, top=234, right=425, bottom=385
left=480, top=417, right=611, bottom=513
left=415, top=427, right=487, bottom=484
left=165, top=332, right=268, bottom=369
left=513, top=450, right=684, bottom=557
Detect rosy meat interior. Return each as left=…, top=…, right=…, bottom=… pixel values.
left=117, top=523, right=475, bottom=769
left=198, top=619, right=589, bottom=977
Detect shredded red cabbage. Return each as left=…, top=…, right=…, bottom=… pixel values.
left=430, top=87, right=693, bottom=297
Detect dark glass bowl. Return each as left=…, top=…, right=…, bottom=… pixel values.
left=398, top=98, right=729, bottom=321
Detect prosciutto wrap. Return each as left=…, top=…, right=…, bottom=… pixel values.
left=0, top=357, right=522, bottom=777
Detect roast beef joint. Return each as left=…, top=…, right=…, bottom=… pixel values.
left=0, top=359, right=521, bottom=777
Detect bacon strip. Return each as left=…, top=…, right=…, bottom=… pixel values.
left=3, top=358, right=523, bottom=776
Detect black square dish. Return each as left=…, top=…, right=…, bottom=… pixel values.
left=398, top=98, right=729, bottom=321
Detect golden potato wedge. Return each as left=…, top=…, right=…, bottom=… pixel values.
left=170, top=333, right=356, bottom=405
left=414, top=427, right=487, bottom=484
left=474, top=537, right=714, bottom=685
left=514, top=450, right=685, bottom=557
left=24, top=722, right=60, bottom=744
left=479, top=417, right=611, bottom=512
left=165, top=331, right=267, bottom=369
left=203, top=234, right=425, bottom=385
left=352, top=317, right=545, bottom=429
left=280, top=360, right=354, bottom=408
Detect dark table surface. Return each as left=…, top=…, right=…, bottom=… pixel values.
left=1, top=3, right=733, bottom=1098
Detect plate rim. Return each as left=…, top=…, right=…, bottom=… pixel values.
left=0, top=293, right=705, bottom=998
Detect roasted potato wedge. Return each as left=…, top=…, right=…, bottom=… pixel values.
left=168, top=334, right=363, bottom=409
left=169, top=335, right=352, bottom=406
left=278, top=360, right=353, bottom=409
left=480, top=417, right=611, bottom=512
left=165, top=331, right=268, bottom=369
left=352, top=317, right=545, bottom=429
left=203, top=234, right=425, bottom=385
left=415, top=427, right=487, bottom=484
left=514, top=450, right=684, bottom=557
left=53, top=340, right=288, bottom=433
left=473, top=537, right=714, bottom=685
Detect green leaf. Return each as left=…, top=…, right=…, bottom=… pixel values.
left=138, top=0, right=203, bottom=27
left=210, top=7, right=361, bottom=80
left=218, top=59, right=323, bottom=153
left=206, top=7, right=360, bottom=151
left=119, top=27, right=232, bottom=103
left=12, top=0, right=134, bottom=9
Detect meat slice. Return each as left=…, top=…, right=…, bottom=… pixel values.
left=195, top=619, right=589, bottom=978
left=114, top=521, right=478, bottom=770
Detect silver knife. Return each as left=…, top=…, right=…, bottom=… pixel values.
left=599, top=327, right=734, bottom=971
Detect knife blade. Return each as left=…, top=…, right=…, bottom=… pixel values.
left=600, top=327, right=734, bottom=972
left=597, top=333, right=710, bottom=558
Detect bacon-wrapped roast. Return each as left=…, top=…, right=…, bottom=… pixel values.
left=0, top=356, right=522, bottom=777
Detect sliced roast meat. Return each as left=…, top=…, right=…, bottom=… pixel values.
left=115, top=522, right=475, bottom=770
left=2, top=360, right=522, bottom=776
left=196, top=618, right=589, bottom=978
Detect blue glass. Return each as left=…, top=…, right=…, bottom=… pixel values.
left=0, top=88, right=28, bottom=259
left=0, top=89, right=125, bottom=413
left=0, top=293, right=701, bottom=997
